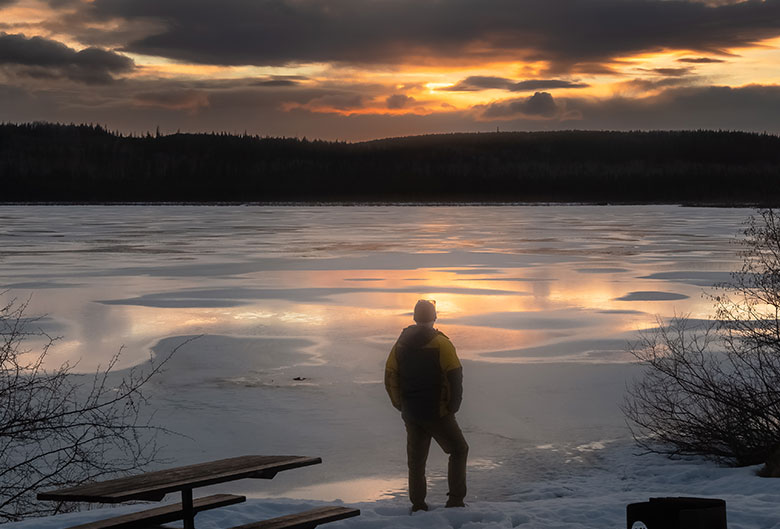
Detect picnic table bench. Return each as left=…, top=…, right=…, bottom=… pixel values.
left=37, top=455, right=360, bottom=529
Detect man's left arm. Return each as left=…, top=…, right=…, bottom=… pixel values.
left=446, top=367, right=463, bottom=414
left=438, top=335, right=463, bottom=414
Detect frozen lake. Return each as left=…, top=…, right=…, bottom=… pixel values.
left=0, top=205, right=754, bottom=504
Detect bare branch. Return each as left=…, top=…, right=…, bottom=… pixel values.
left=624, top=209, right=780, bottom=469
left=0, top=298, right=194, bottom=522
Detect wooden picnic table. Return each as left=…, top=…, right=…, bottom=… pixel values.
left=37, top=455, right=359, bottom=529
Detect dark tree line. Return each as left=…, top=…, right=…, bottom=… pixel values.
left=2, top=122, right=780, bottom=203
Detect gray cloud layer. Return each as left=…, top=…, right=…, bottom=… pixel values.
left=2, top=77, right=780, bottom=140
left=678, top=57, right=726, bottom=64
left=569, top=84, right=780, bottom=131
left=84, top=0, right=780, bottom=69
left=0, top=32, right=133, bottom=84
left=1, top=0, right=779, bottom=138
left=478, top=92, right=563, bottom=119
left=446, top=76, right=589, bottom=92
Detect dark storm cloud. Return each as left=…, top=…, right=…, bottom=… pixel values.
left=0, top=33, right=133, bottom=84
left=446, top=76, right=512, bottom=91
left=253, top=79, right=299, bottom=87
left=472, top=84, right=780, bottom=128
left=497, top=79, right=589, bottom=90
left=86, top=0, right=780, bottom=70
left=678, top=57, right=727, bottom=64
left=133, top=90, right=210, bottom=111
left=249, top=74, right=310, bottom=88
left=386, top=94, right=415, bottom=109
left=564, top=84, right=780, bottom=130
left=46, top=0, right=81, bottom=7
left=619, top=76, right=697, bottom=91
left=644, top=67, right=692, bottom=77
left=479, top=91, right=561, bottom=119
left=305, top=93, right=366, bottom=110
left=445, top=76, right=589, bottom=92
left=128, top=78, right=381, bottom=116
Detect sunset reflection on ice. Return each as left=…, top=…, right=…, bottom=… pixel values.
left=0, top=204, right=758, bottom=502
left=0, top=205, right=746, bottom=371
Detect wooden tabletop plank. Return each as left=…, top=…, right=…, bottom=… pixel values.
left=37, top=455, right=321, bottom=503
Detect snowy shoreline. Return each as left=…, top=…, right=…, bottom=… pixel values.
left=10, top=442, right=780, bottom=529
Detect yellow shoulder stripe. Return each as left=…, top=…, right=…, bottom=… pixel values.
left=429, top=334, right=460, bottom=371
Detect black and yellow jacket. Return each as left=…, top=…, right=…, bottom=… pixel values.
left=385, top=324, right=463, bottom=422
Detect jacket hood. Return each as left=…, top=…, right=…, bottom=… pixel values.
left=397, top=324, right=438, bottom=349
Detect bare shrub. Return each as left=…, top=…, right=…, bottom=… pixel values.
left=0, top=297, right=186, bottom=521
left=624, top=209, right=780, bottom=467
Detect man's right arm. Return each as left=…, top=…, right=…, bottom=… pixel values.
left=385, top=344, right=402, bottom=411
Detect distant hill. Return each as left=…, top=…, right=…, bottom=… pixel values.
left=1, top=123, right=779, bottom=204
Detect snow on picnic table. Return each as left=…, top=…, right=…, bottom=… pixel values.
left=11, top=443, right=780, bottom=529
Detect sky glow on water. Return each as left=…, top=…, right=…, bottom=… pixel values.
left=0, top=205, right=750, bottom=371
left=0, top=205, right=757, bottom=502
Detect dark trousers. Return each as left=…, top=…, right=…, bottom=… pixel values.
left=404, top=414, right=469, bottom=507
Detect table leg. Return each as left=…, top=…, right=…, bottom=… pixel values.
left=182, top=488, right=194, bottom=529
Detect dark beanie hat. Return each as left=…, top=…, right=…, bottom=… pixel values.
left=413, top=299, right=437, bottom=323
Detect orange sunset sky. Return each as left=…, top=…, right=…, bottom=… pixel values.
left=1, top=0, right=780, bottom=140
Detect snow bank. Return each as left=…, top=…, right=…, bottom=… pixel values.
left=11, top=442, right=780, bottom=529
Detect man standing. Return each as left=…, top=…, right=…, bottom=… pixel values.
left=385, top=299, right=468, bottom=512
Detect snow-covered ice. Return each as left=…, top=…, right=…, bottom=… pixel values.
left=2, top=205, right=778, bottom=528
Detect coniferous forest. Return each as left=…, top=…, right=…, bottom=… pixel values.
left=1, top=122, right=779, bottom=203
